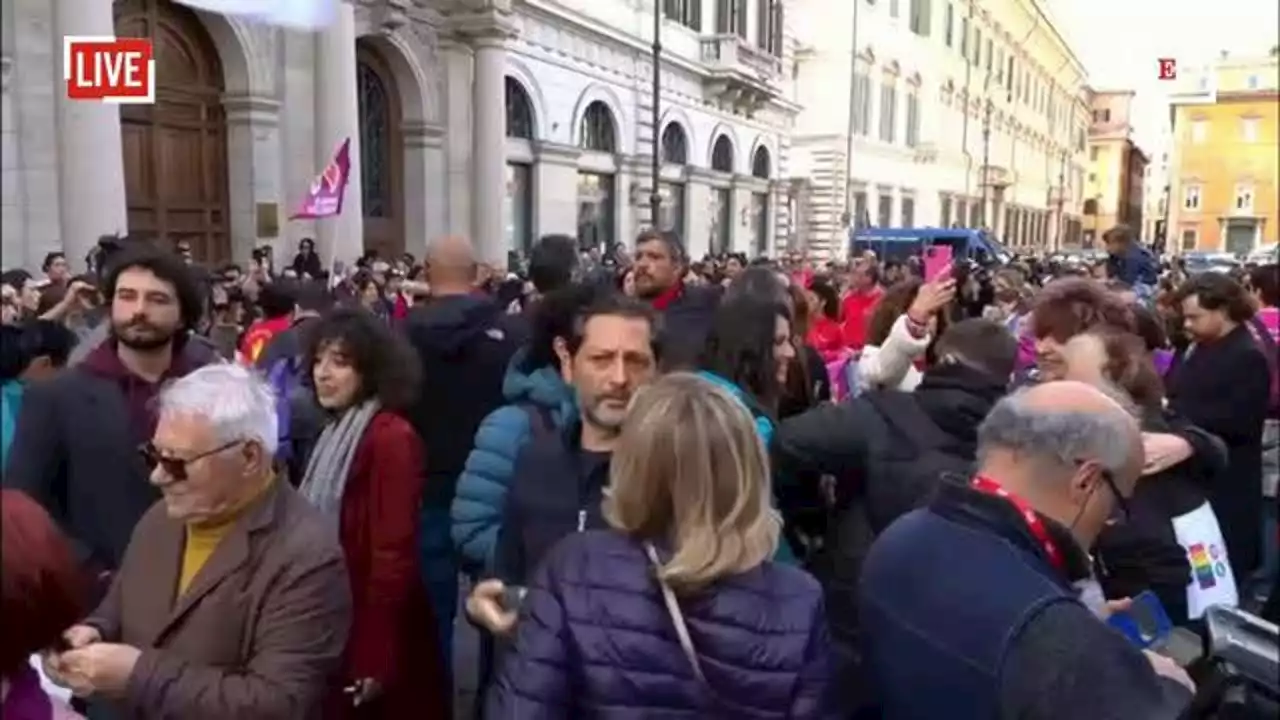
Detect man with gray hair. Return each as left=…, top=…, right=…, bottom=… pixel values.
left=43, top=364, right=351, bottom=719
left=858, top=381, right=1194, bottom=720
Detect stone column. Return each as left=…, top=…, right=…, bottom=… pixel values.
left=403, top=121, right=446, bottom=257
left=224, top=95, right=282, bottom=261
left=470, top=35, right=507, bottom=265
left=53, top=0, right=128, bottom=265
left=533, top=143, right=581, bottom=238
left=440, top=38, right=473, bottom=238
left=314, top=0, right=363, bottom=267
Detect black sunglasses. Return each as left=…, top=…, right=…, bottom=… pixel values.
left=139, top=440, right=242, bottom=482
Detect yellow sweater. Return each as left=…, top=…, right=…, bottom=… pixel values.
left=178, top=478, right=273, bottom=596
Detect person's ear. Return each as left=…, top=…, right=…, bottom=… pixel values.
left=553, top=336, right=573, bottom=383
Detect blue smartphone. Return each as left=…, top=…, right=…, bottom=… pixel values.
left=1107, top=590, right=1174, bottom=649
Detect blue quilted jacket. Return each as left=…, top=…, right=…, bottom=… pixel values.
left=451, top=348, right=576, bottom=569
left=486, top=530, right=836, bottom=719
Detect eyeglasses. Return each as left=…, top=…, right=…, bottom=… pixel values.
left=139, top=440, right=242, bottom=482
left=1099, top=469, right=1131, bottom=521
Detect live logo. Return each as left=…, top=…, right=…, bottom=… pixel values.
left=64, top=37, right=155, bottom=104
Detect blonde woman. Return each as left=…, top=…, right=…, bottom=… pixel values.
left=486, top=373, right=833, bottom=719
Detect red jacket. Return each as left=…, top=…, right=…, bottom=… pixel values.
left=807, top=314, right=847, bottom=363
left=328, top=412, right=448, bottom=719
left=840, top=286, right=884, bottom=350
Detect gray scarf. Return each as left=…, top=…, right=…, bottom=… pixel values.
left=299, top=399, right=380, bottom=517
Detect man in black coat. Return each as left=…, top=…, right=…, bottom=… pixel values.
left=773, top=318, right=1018, bottom=713
left=630, top=229, right=719, bottom=371
left=4, top=247, right=212, bottom=594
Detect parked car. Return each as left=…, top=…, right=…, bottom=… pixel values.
left=1182, top=251, right=1241, bottom=275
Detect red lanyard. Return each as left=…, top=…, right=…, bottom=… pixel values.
left=970, top=475, right=1065, bottom=572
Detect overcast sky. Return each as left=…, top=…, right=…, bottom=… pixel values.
left=1050, top=0, right=1279, bottom=152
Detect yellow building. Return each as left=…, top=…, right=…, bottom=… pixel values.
left=1167, top=53, right=1279, bottom=254
left=1083, top=90, right=1148, bottom=244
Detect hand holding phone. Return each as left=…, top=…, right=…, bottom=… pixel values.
left=1107, top=590, right=1174, bottom=649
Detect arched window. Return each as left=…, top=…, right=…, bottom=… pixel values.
left=661, top=123, right=688, bottom=165
left=711, top=135, right=735, bottom=173
left=579, top=101, right=617, bottom=152
left=751, top=146, right=771, bottom=178
left=1083, top=198, right=1098, bottom=215
left=505, top=77, right=535, bottom=139
left=357, top=58, right=391, bottom=217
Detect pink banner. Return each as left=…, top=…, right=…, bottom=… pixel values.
left=291, top=138, right=351, bottom=219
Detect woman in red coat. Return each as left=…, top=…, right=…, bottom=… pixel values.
left=298, top=307, right=449, bottom=719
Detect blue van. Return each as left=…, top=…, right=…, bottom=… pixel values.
left=848, top=227, right=1012, bottom=266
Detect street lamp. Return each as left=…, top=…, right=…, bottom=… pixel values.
left=1056, top=148, right=1067, bottom=250
left=979, top=70, right=995, bottom=230
left=650, top=2, right=663, bottom=227
left=840, top=0, right=862, bottom=229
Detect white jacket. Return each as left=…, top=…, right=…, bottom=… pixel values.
left=855, top=313, right=932, bottom=392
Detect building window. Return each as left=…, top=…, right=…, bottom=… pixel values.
left=1180, top=228, right=1197, bottom=251
left=940, top=193, right=952, bottom=226
left=504, top=77, right=535, bottom=139
left=909, top=0, right=931, bottom=35
left=905, top=92, right=920, bottom=147
left=1088, top=172, right=1097, bottom=183
left=356, top=59, right=391, bottom=218
left=996, top=47, right=1004, bottom=83
left=1182, top=185, right=1202, bottom=211
left=1006, top=55, right=1015, bottom=92
left=711, top=135, right=735, bottom=172
left=752, top=146, right=772, bottom=178
left=662, top=0, right=701, bottom=30
left=576, top=172, right=615, bottom=252
left=716, top=0, right=748, bottom=38
left=1247, top=74, right=1259, bottom=89
left=969, top=201, right=983, bottom=228
left=657, top=181, right=685, bottom=234
left=900, top=195, right=916, bottom=228
left=579, top=101, right=617, bottom=152
left=751, top=192, right=770, bottom=255
left=960, top=17, right=968, bottom=56
left=851, top=189, right=869, bottom=228
left=876, top=192, right=893, bottom=227
left=985, top=38, right=993, bottom=74
left=1190, top=120, right=1207, bottom=144
left=889, top=0, right=900, bottom=18
left=879, top=82, right=897, bottom=143
left=1241, top=117, right=1260, bottom=142
left=1235, top=184, right=1254, bottom=213
left=504, top=163, right=534, bottom=252
left=853, top=73, right=873, bottom=135
left=944, top=3, right=954, bottom=46
left=710, top=188, right=732, bottom=253
left=661, top=123, right=688, bottom=164
left=756, top=0, right=783, bottom=55
left=1089, top=146, right=1099, bottom=161
left=972, top=28, right=982, bottom=66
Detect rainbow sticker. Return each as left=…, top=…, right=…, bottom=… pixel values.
left=1187, top=543, right=1217, bottom=590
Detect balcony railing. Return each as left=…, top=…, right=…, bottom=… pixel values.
left=700, top=34, right=782, bottom=81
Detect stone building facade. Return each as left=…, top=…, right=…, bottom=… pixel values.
left=1, top=0, right=799, bottom=271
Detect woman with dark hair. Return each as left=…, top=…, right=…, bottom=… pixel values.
left=298, top=308, right=447, bottom=718
left=291, top=237, right=324, bottom=280
left=805, top=275, right=846, bottom=364
left=1027, top=277, right=1136, bottom=380
left=1, top=489, right=86, bottom=719
left=1061, top=328, right=1233, bottom=625
left=2, top=321, right=79, bottom=468
left=351, top=271, right=391, bottom=322
left=857, top=276, right=954, bottom=392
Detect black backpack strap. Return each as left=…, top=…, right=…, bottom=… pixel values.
left=520, top=403, right=554, bottom=440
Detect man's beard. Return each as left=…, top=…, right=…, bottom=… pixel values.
left=583, top=396, right=629, bottom=434
left=111, top=318, right=178, bottom=351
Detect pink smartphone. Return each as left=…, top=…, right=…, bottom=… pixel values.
left=923, top=245, right=954, bottom=282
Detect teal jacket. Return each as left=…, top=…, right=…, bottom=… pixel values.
left=1, top=380, right=25, bottom=471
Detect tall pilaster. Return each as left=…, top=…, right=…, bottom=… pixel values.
left=314, top=0, right=363, bottom=266
left=53, top=0, right=128, bottom=264
left=470, top=35, right=507, bottom=265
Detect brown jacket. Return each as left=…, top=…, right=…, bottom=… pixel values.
left=87, top=481, right=351, bottom=719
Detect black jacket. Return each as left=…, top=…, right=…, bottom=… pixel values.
left=773, top=362, right=1007, bottom=709
left=656, top=284, right=720, bottom=371
left=1167, top=323, right=1271, bottom=577
left=404, top=294, right=525, bottom=508
left=493, top=419, right=610, bottom=586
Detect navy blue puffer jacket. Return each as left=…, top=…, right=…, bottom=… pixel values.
left=486, top=530, right=836, bottom=719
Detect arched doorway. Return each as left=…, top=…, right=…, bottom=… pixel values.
left=356, top=41, right=404, bottom=261
left=115, top=0, right=230, bottom=263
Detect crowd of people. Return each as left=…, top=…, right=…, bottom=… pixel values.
left=0, top=223, right=1277, bottom=719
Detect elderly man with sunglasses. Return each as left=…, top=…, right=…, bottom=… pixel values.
left=42, top=364, right=351, bottom=720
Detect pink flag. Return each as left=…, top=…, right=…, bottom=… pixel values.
left=291, top=138, right=351, bottom=219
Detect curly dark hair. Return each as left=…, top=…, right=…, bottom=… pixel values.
left=865, top=278, right=950, bottom=349
left=102, top=245, right=204, bottom=333
left=1078, top=327, right=1165, bottom=414
left=1173, top=272, right=1255, bottom=323
left=303, top=307, right=420, bottom=411
left=1029, top=278, right=1136, bottom=342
